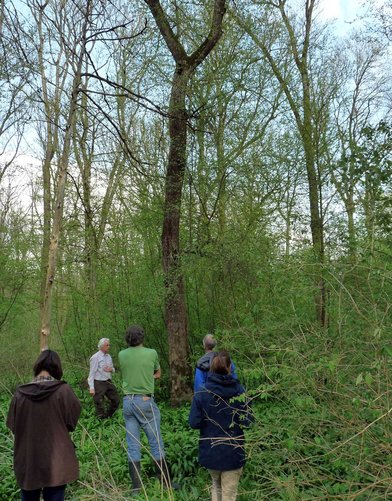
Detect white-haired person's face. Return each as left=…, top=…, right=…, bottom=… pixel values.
left=203, top=334, right=216, bottom=351
left=100, top=340, right=110, bottom=353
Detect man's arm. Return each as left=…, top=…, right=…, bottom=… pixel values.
left=103, top=354, right=115, bottom=373
left=194, top=367, right=207, bottom=392
left=153, top=350, right=161, bottom=379
left=231, top=361, right=238, bottom=380
left=87, top=354, right=99, bottom=394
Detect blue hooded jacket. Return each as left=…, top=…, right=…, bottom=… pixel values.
left=194, top=352, right=238, bottom=392
left=189, top=373, right=253, bottom=471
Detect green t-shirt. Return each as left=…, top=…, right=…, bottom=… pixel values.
left=118, top=346, right=160, bottom=395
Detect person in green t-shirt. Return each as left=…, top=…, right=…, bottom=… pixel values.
left=118, top=325, right=175, bottom=495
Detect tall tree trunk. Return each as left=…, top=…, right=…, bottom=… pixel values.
left=216, top=103, right=227, bottom=240
left=161, top=66, right=191, bottom=403
left=363, top=172, right=376, bottom=257
left=33, top=5, right=58, bottom=312
left=302, top=114, right=326, bottom=326
left=72, top=84, right=100, bottom=341
left=39, top=0, right=92, bottom=350
left=145, top=0, right=226, bottom=404
left=346, top=195, right=357, bottom=260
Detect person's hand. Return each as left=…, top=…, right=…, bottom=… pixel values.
left=89, top=388, right=95, bottom=395
left=103, top=366, right=113, bottom=372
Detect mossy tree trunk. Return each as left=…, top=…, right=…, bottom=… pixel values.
left=144, top=0, right=227, bottom=404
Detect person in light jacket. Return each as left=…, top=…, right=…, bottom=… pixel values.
left=88, top=337, right=119, bottom=419
left=7, top=350, right=81, bottom=501
left=189, top=351, right=253, bottom=501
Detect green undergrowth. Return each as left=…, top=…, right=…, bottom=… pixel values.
left=2, top=326, right=392, bottom=499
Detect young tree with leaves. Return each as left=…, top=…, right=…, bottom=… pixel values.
left=232, top=0, right=332, bottom=325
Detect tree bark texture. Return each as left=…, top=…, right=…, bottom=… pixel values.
left=145, top=0, right=226, bottom=404
left=162, top=67, right=191, bottom=404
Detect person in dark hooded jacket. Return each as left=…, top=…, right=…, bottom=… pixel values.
left=194, top=334, right=238, bottom=392
left=7, top=350, right=81, bottom=501
left=189, top=351, right=253, bottom=501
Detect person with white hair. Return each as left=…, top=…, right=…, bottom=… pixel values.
left=88, top=338, right=119, bottom=419
left=194, top=334, right=238, bottom=392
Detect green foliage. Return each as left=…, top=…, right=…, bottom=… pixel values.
left=160, top=406, right=199, bottom=479
left=3, top=315, right=392, bottom=500
left=2, top=2, right=392, bottom=498
left=0, top=380, right=202, bottom=500
left=236, top=321, right=392, bottom=500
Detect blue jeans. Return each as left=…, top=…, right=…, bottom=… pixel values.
left=123, top=395, right=165, bottom=462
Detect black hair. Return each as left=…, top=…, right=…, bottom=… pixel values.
left=33, top=350, right=63, bottom=380
left=125, top=325, right=145, bottom=347
left=210, top=350, right=231, bottom=375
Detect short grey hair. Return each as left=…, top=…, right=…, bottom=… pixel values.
left=203, top=334, right=217, bottom=351
left=98, top=338, right=110, bottom=349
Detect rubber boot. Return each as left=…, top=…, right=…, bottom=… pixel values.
left=154, top=458, right=180, bottom=490
left=128, top=461, right=142, bottom=496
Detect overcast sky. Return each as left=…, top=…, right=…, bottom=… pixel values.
left=319, top=0, right=365, bottom=28
left=322, top=0, right=360, bottom=18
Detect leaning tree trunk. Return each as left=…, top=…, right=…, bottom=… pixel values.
left=145, top=0, right=227, bottom=404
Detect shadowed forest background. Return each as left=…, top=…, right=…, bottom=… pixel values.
left=1, top=0, right=392, bottom=499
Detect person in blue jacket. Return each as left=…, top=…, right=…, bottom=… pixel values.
left=194, top=334, right=238, bottom=392
left=189, top=351, right=253, bottom=501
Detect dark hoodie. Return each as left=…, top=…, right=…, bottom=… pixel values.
left=7, top=379, right=81, bottom=490
left=189, top=373, right=253, bottom=471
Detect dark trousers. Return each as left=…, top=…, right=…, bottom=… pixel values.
left=94, top=379, right=120, bottom=418
left=21, top=485, right=66, bottom=501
